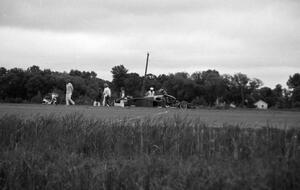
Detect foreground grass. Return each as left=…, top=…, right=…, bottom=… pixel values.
left=0, top=113, right=299, bottom=190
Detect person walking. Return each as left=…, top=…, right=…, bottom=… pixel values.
left=93, top=87, right=102, bottom=106
left=102, top=83, right=111, bottom=106
left=66, top=80, right=75, bottom=105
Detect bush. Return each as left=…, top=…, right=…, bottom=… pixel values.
left=293, top=101, right=300, bottom=108
left=31, top=91, right=42, bottom=103
left=76, top=95, right=93, bottom=105
left=4, top=97, right=23, bottom=103
left=191, top=96, right=207, bottom=106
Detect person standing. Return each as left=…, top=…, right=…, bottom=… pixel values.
left=158, top=88, right=168, bottom=107
left=93, top=87, right=102, bottom=106
left=115, top=87, right=126, bottom=104
left=66, top=80, right=75, bottom=105
left=120, top=87, right=125, bottom=99
left=146, top=87, right=155, bottom=97
left=103, top=83, right=111, bottom=106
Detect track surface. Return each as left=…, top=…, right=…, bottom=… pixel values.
left=0, top=103, right=299, bottom=128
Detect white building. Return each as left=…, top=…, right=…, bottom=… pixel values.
left=254, top=100, right=268, bottom=109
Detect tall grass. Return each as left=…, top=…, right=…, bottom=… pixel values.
left=0, top=113, right=299, bottom=189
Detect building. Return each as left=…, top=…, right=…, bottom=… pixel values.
left=254, top=100, right=268, bottom=109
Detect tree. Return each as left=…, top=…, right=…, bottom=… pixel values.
left=124, top=73, right=142, bottom=97
left=249, top=78, right=263, bottom=91
left=202, top=70, right=224, bottom=106
left=287, top=73, right=300, bottom=89
left=0, top=67, right=8, bottom=100
left=287, top=73, right=300, bottom=107
left=25, top=75, right=45, bottom=99
left=191, top=71, right=202, bottom=84
left=4, top=68, right=27, bottom=100
left=0, top=67, right=7, bottom=76
left=162, top=72, right=196, bottom=102
left=111, top=65, right=128, bottom=91
left=143, top=73, right=161, bottom=92
left=70, top=70, right=82, bottom=77
left=157, top=74, right=169, bottom=86
left=232, top=73, right=249, bottom=107
left=273, top=84, right=283, bottom=97
left=259, top=87, right=276, bottom=107
left=272, top=84, right=285, bottom=108
left=0, top=66, right=107, bottom=104
left=282, top=88, right=292, bottom=108
left=175, top=72, right=190, bottom=79
left=90, top=71, right=97, bottom=79
left=291, top=86, right=300, bottom=107
left=27, top=65, right=41, bottom=73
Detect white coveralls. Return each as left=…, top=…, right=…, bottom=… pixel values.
left=103, top=87, right=111, bottom=106
left=66, top=82, right=75, bottom=105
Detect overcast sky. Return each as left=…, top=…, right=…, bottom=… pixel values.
left=0, top=0, right=299, bottom=88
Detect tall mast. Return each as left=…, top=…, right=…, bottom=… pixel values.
left=141, top=52, right=149, bottom=96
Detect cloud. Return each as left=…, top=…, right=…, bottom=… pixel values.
left=1, top=0, right=299, bottom=32
left=0, top=0, right=299, bottom=87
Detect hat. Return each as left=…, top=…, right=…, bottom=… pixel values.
left=150, top=87, right=154, bottom=90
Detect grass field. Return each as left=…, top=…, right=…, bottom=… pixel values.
left=0, top=103, right=299, bottom=128
left=0, top=103, right=299, bottom=189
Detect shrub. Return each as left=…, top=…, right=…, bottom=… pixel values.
left=31, top=91, right=42, bottom=103
left=191, top=96, right=207, bottom=106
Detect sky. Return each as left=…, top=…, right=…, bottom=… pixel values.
left=0, top=0, right=299, bottom=88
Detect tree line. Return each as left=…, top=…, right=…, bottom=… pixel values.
left=111, top=65, right=300, bottom=108
left=0, top=65, right=299, bottom=108
left=0, top=65, right=106, bottom=104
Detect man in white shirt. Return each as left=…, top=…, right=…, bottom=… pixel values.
left=103, top=83, right=111, bottom=106
left=146, top=87, right=155, bottom=97
left=66, top=80, right=75, bottom=105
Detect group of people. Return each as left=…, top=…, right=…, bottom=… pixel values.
left=93, top=83, right=112, bottom=107
left=64, top=81, right=167, bottom=107
left=65, top=80, right=111, bottom=107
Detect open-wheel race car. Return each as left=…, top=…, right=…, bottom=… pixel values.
left=124, top=94, right=178, bottom=108
left=115, top=94, right=194, bottom=109
left=114, top=88, right=193, bottom=109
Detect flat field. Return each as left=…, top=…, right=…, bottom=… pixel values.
left=0, top=103, right=299, bottom=128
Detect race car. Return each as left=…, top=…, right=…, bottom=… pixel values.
left=125, top=94, right=179, bottom=108
left=114, top=88, right=192, bottom=109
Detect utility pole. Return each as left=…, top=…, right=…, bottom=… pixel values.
left=141, top=52, right=149, bottom=96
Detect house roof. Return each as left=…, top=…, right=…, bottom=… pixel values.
left=254, top=100, right=268, bottom=105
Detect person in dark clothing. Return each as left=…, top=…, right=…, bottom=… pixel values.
left=93, top=87, right=103, bottom=106
left=115, top=87, right=125, bottom=103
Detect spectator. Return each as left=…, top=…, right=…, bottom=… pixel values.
left=93, top=87, right=102, bottom=106
left=66, top=80, right=75, bottom=105
left=115, top=87, right=126, bottom=103
left=146, top=87, right=155, bottom=97
left=120, top=87, right=125, bottom=99
left=158, top=88, right=168, bottom=107
left=103, top=83, right=111, bottom=106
